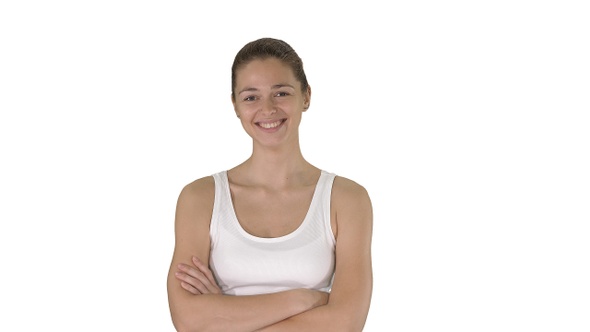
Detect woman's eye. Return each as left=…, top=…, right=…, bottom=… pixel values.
left=275, top=92, right=289, bottom=97
left=244, top=96, right=256, bottom=102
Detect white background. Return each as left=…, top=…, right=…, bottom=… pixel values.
left=1, top=1, right=589, bottom=331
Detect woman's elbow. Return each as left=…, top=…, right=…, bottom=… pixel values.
left=329, top=307, right=369, bottom=332
left=171, top=313, right=197, bottom=332
left=170, top=310, right=211, bottom=332
left=171, top=311, right=230, bottom=332
left=338, top=318, right=368, bottom=332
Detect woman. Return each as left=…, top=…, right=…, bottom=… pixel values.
left=167, top=37, right=373, bottom=332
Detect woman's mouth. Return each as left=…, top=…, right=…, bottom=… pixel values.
left=257, top=119, right=286, bottom=129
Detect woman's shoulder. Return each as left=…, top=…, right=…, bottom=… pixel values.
left=177, top=174, right=216, bottom=206
left=330, top=174, right=373, bottom=236
left=331, top=174, right=372, bottom=211
left=332, top=174, right=370, bottom=200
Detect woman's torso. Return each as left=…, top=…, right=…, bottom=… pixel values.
left=208, top=170, right=337, bottom=296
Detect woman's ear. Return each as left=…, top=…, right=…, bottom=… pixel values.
left=303, top=85, right=311, bottom=111
left=231, top=93, right=240, bottom=118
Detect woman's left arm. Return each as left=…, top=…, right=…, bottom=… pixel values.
left=257, top=177, right=374, bottom=332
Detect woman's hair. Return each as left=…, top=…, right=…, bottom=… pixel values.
left=231, top=37, right=309, bottom=100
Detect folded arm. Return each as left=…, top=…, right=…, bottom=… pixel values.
left=167, top=177, right=329, bottom=332
left=169, top=284, right=327, bottom=332
left=256, top=176, right=374, bottom=332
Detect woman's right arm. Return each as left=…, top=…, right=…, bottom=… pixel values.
left=166, top=177, right=327, bottom=332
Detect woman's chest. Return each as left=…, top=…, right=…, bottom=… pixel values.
left=231, top=186, right=315, bottom=238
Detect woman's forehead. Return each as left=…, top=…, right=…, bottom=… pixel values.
left=235, top=58, right=299, bottom=87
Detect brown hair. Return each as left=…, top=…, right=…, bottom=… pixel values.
left=231, top=38, right=309, bottom=100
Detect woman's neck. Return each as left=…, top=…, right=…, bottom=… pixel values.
left=230, top=144, right=319, bottom=189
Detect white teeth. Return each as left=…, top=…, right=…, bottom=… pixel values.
left=259, top=120, right=282, bottom=129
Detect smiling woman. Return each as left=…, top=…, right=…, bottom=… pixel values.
left=166, top=38, right=373, bottom=332
left=233, top=57, right=307, bottom=148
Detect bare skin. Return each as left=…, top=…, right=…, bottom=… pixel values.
left=167, top=57, right=373, bottom=331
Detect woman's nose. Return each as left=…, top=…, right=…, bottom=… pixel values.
left=262, top=98, right=277, bottom=115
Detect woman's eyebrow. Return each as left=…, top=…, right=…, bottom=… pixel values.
left=238, top=84, right=295, bottom=95
left=271, top=84, right=295, bottom=90
left=238, top=87, right=258, bottom=95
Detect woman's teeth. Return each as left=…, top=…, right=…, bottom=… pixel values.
left=259, top=120, right=282, bottom=129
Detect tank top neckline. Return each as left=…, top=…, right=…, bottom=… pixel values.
left=220, top=170, right=327, bottom=243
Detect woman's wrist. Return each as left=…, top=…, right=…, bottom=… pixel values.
left=293, top=289, right=328, bottom=311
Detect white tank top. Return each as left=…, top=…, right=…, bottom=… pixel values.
left=209, top=170, right=336, bottom=296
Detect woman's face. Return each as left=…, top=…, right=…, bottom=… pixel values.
left=232, top=57, right=310, bottom=148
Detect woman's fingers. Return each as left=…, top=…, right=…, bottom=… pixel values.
left=175, top=267, right=209, bottom=294
left=175, top=258, right=221, bottom=295
left=192, top=256, right=222, bottom=294
left=179, top=280, right=201, bottom=295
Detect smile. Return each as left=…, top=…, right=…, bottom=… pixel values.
left=257, top=119, right=285, bottom=129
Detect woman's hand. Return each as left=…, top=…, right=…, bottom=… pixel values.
left=174, top=256, right=222, bottom=295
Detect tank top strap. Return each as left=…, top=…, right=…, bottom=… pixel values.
left=210, top=171, right=231, bottom=247
left=312, top=170, right=337, bottom=245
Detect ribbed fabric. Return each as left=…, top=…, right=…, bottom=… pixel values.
left=209, top=170, right=336, bottom=296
